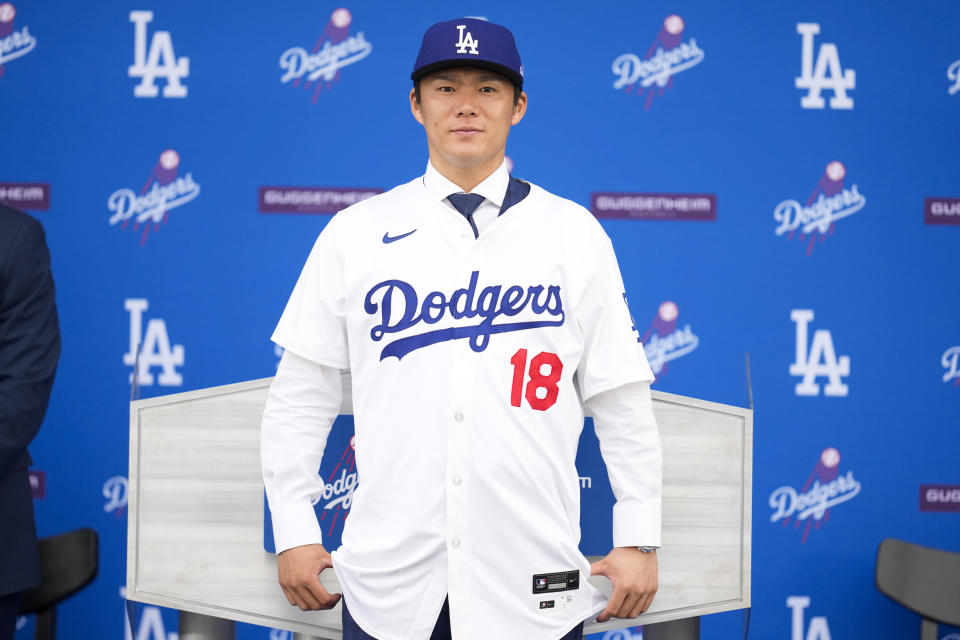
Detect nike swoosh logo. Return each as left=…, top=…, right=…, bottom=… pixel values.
left=383, top=229, right=417, bottom=244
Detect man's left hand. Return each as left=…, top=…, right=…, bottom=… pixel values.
left=590, top=547, right=658, bottom=622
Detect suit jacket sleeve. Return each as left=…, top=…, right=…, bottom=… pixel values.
left=0, top=208, right=60, bottom=477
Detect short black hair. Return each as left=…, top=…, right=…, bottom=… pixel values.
left=413, top=78, right=523, bottom=107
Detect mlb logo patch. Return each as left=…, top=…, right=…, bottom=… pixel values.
left=536, top=578, right=547, bottom=588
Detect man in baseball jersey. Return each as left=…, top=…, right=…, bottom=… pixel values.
left=261, top=17, right=661, bottom=640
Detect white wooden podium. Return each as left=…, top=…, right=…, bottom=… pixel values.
left=126, top=377, right=751, bottom=638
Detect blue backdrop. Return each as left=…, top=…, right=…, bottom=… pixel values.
left=2, top=1, right=958, bottom=639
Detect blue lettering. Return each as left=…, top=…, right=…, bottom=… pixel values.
left=364, top=280, right=421, bottom=340
left=421, top=291, right=447, bottom=324
left=500, top=286, right=525, bottom=316
left=364, top=272, right=566, bottom=360
left=449, top=271, right=479, bottom=319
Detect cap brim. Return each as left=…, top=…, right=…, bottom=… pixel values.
left=411, top=59, right=523, bottom=88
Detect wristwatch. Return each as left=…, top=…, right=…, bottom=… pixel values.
left=637, top=546, right=659, bottom=553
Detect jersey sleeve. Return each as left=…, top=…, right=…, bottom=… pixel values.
left=261, top=350, right=343, bottom=552
left=586, top=381, right=661, bottom=548
left=574, top=227, right=654, bottom=403
left=272, top=218, right=350, bottom=369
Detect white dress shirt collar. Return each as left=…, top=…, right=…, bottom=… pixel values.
left=422, top=159, right=509, bottom=209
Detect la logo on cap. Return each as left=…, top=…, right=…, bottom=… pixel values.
left=455, top=24, right=479, bottom=55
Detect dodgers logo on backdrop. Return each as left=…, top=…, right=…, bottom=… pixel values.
left=364, top=270, right=564, bottom=360
left=279, top=8, right=372, bottom=104
left=103, top=475, right=128, bottom=515
left=318, top=435, right=357, bottom=538
left=128, top=10, right=189, bottom=98
left=612, top=14, right=704, bottom=110
left=0, top=3, right=37, bottom=76
left=770, top=447, right=861, bottom=543
left=124, top=299, right=184, bottom=387
left=641, top=301, right=699, bottom=377
left=774, top=161, right=866, bottom=256
left=790, top=309, right=849, bottom=397
left=787, top=596, right=832, bottom=640
left=795, top=23, right=855, bottom=109
left=107, top=149, right=201, bottom=245
left=942, top=345, right=960, bottom=387
left=949, top=58, right=960, bottom=95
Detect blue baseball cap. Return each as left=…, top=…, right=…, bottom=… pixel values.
left=411, top=18, right=524, bottom=88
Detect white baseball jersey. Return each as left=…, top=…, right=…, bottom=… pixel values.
left=269, top=166, right=657, bottom=640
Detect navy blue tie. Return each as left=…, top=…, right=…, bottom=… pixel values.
left=447, top=193, right=485, bottom=217
left=447, top=193, right=485, bottom=238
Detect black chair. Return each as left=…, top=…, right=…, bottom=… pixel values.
left=17, top=528, right=99, bottom=640
left=875, top=537, right=960, bottom=640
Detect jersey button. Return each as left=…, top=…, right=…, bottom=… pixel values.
left=454, top=411, right=464, bottom=422
left=451, top=537, right=461, bottom=548
left=452, top=475, right=462, bottom=486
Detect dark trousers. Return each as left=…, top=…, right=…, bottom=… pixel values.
left=342, top=597, right=584, bottom=640
left=0, top=592, right=21, bottom=640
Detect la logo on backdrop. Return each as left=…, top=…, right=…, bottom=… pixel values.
left=773, top=161, right=866, bottom=256
left=769, top=447, right=861, bottom=543
left=641, top=301, right=699, bottom=378
left=0, top=3, right=36, bottom=76
left=612, top=14, right=705, bottom=110
left=795, top=23, right=855, bottom=110
left=123, top=298, right=185, bottom=387
left=786, top=596, right=833, bottom=640
left=107, top=150, right=201, bottom=245
left=128, top=10, right=189, bottom=98
left=279, top=7, right=372, bottom=104
left=790, top=309, right=849, bottom=397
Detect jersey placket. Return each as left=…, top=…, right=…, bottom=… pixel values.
left=443, top=277, right=479, bottom=629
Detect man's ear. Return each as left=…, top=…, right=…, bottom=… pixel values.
left=410, top=87, right=425, bottom=125
left=511, top=91, right=528, bottom=125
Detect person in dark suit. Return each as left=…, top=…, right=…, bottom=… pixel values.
left=0, top=204, right=60, bottom=640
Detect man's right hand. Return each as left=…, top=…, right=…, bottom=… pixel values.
left=277, top=543, right=342, bottom=611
